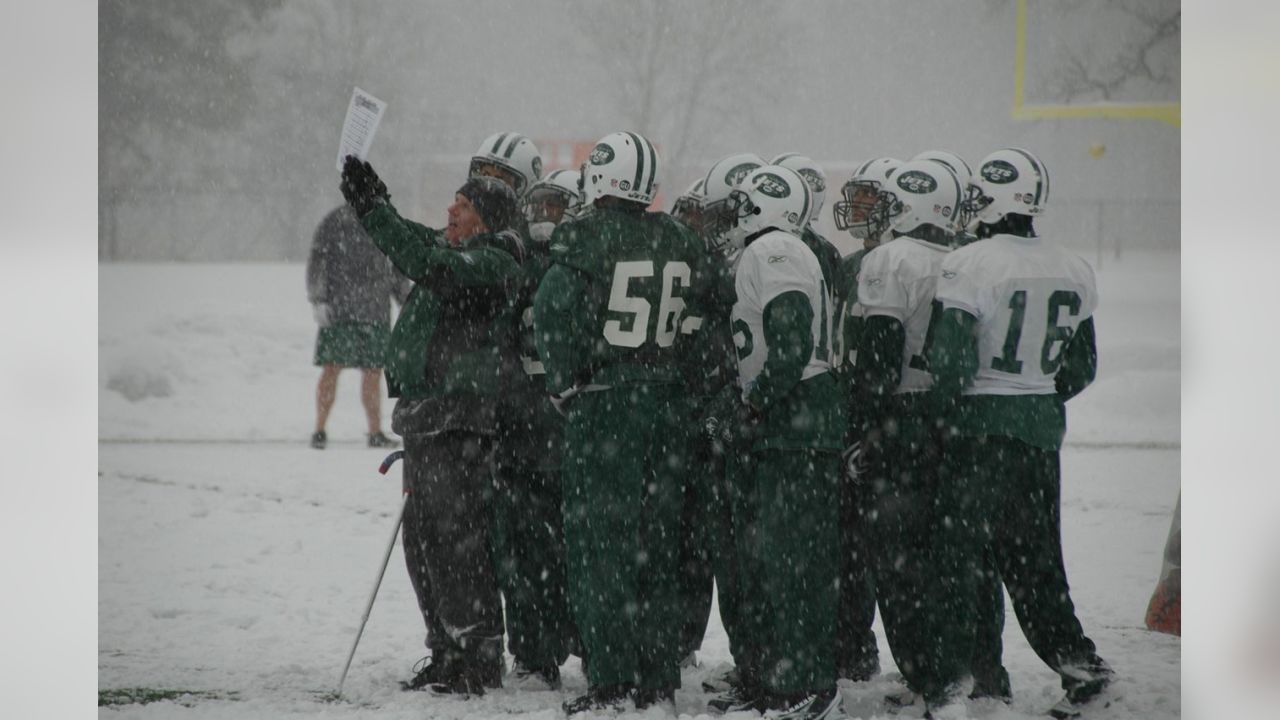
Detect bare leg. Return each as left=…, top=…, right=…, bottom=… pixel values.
left=361, top=368, right=383, bottom=434
left=316, top=364, right=342, bottom=433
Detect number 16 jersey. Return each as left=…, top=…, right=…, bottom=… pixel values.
left=934, top=233, right=1097, bottom=397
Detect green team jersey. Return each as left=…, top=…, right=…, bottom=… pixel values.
left=360, top=203, right=519, bottom=402
left=493, top=241, right=565, bottom=468
left=689, top=253, right=738, bottom=400
left=800, top=225, right=842, bottom=302
left=832, top=247, right=872, bottom=385
left=532, top=205, right=711, bottom=394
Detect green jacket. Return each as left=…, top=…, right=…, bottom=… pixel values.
left=360, top=203, right=520, bottom=432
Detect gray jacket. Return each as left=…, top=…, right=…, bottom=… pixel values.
left=305, top=205, right=411, bottom=324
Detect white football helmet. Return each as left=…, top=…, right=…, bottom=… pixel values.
left=522, top=169, right=582, bottom=241
left=470, top=132, right=543, bottom=195
left=771, top=153, right=827, bottom=221
left=671, top=177, right=706, bottom=232
left=969, top=147, right=1050, bottom=225
left=580, top=131, right=660, bottom=206
left=879, top=159, right=964, bottom=236
left=700, top=152, right=766, bottom=252
left=728, top=165, right=813, bottom=245
left=913, top=150, right=979, bottom=227
left=832, top=157, right=901, bottom=240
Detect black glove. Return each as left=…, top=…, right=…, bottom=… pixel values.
left=703, top=387, right=760, bottom=451
left=340, top=155, right=390, bottom=217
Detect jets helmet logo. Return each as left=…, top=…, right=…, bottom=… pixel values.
left=531, top=156, right=543, bottom=179
left=725, top=162, right=760, bottom=188
left=897, top=170, right=937, bottom=195
left=756, top=172, right=791, bottom=199
left=590, top=144, right=615, bottom=166
left=981, top=159, right=1019, bottom=184
left=798, top=168, right=826, bottom=193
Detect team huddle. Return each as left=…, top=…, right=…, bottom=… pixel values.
left=336, top=129, right=1112, bottom=720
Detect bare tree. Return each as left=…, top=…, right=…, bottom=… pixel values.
left=1041, top=0, right=1180, bottom=104
left=99, top=0, right=282, bottom=258
left=568, top=0, right=805, bottom=172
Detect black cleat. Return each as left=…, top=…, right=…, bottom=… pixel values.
left=707, top=683, right=760, bottom=714
left=969, top=670, right=1012, bottom=704
left=759, top=687, right=844, bottom=720
left=310, top=430, right=327, bottom=449
left=563, top=684, right=633, bottom=716
left=702, top=666, right=740, bottom=693
left=508, top=660, right=561, bottom=690
left=1049, top=662, right=1116, bottom=719
left=400, top=656, right=447, bottom=691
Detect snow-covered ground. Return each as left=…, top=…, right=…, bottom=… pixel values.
left=98, top=253, right=1181, bottom=719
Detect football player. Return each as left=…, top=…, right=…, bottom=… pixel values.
left=489, top=168, right=585, bottom=691
left=532, top=131, right=709, bottom=715
left=850, top=158, right=966, bottom=714
left=771, top=153, right=842, bottom=298
left=829, top=156, right=901, bottom=683
left=671, top=177, right=707, bottom=236
left=911, top=148, right=1010, bottom=703
left=708, top=165, right=845, bottom=720
left=928, top=148, right=1113, bottom=719
left=521, top=168, right=583, bottom=242
left=469, top=131, right=543, bottom=196
left=911, top=149, right=980, bottom=247
left=692, top=152, right=766, bottom=698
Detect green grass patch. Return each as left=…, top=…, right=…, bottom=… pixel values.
left=98, top=688, right=239, bottom=707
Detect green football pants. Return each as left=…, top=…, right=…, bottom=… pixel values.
left=864, top=411, right=953, bottom=700
left=736, top=448, right=840, bottom=694
left=836, top=456, right=879, bottom=678
left=676, top=437, right=716, bottom=660
left=490, top=463, right=577, bottom=670
left=561, top=385, right=691, bottom=691
left=934, top=434, right=1104, bottom=693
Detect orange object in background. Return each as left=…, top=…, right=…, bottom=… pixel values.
left=1145, top=494, right=1181, bottom=636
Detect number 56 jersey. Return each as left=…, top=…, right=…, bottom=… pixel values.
left=934, top=233, right=1097, bottom=396
left=533, top=206, right=710, bottom=392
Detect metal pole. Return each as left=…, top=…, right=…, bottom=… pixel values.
left=335, top=451, right=406, bottom=698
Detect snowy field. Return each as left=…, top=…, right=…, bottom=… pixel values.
left=98, top=252, right=1181, bottom=719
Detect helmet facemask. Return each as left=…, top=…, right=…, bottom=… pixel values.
left=470, top=159, right=524, bottom=195
left=672, top=195, right=705, bottom=236
left=522, top=185, right=573, bottom=225
left=700, top=197, right=743, bottom=254
left=834, top=180, right=892, bottom=240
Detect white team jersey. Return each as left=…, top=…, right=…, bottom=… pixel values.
left=731, top=230, right=833, bottom=393
left=934, top=233, right=1097, bottom=396
left=857, top=236, right=950, bottom=393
